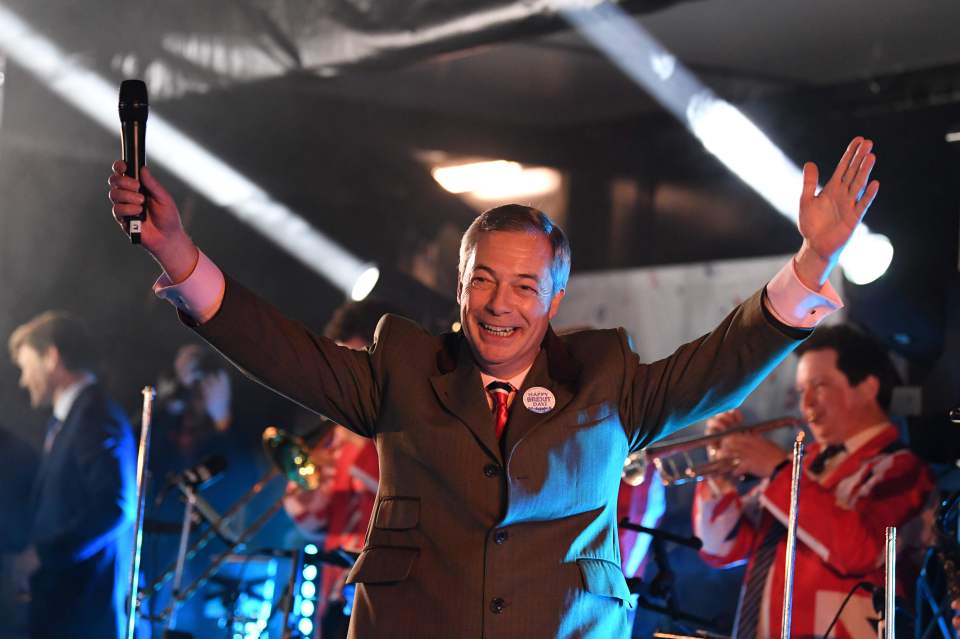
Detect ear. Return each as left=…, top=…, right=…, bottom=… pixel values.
left=41, top=345, right=62, bottom=372
left=856, top=374, right=880, bottom=405
left=547, top=289, right=566, bottom=320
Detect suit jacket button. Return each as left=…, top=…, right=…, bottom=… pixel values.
left=494, top=530, right=508, bottom=544
left=483, top=464, right=501, bottom=478
left=490, top=597, right=505, bottom=614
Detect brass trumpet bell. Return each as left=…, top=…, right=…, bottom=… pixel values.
left=621, top=417, right=803, bottom=487
left=261, top=426, right=320, bottom=490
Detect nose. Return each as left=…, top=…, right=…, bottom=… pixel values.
left=799, top=388, right=815, bottom=412
left=485, top=283, right=512, bottom=315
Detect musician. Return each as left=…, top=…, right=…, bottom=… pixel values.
left=109, top=137, right=875, bottom=638
left=282, top=300, right=389, bottom=639
left=693, top=325, right=934, bottom=639
left=8, top=311, right=136, bottom=639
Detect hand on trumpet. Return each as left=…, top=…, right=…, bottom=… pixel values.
left=707, top=409, right=789, bottom=480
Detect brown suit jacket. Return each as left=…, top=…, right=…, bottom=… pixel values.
left=192, top=277, right=804, bottom=639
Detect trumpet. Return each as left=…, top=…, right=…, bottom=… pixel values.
left=622, top=416, right=804, bottom=486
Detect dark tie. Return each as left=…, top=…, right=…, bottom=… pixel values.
left=809, top=443, right=846, bottom=475
left=43, top=415, right=63, bottom=455
left=486, top=381, right=513, bottom=440
left=735, top=519, right=785, bottom=639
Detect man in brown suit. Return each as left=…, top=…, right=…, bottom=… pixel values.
left=108, top=137, right=878, bottom=638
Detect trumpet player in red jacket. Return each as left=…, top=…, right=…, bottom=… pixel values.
left=693, top=325, right=933, bottom=639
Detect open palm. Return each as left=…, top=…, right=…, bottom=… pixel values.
left=798, top=137, right=879, bottom=267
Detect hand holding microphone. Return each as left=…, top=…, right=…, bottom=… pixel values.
left=107, top=79, right=199, bottom=283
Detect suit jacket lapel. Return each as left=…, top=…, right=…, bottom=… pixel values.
left=430, top=335, right=503, bottom=464
left=502, top=327, right=579, bottom=460
left=31, top=385, right=96, bottom=505
left=819, top=424, right=899, bottom=491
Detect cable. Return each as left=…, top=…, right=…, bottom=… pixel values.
left=822, top=581, right=876, bottom=639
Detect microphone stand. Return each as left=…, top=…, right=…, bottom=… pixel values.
left=168, top=485, right=195, bottom=630
left=883, top=527, right=896, bottom=639
left=619, top=518, right=704, bottom=550
left=780, top=432, right=806, bottom=639
left=619, top=519, right=719, bottom=632
left=127, top=386, right=156, bottom=639
left=167, top=479, right=238, bottom=630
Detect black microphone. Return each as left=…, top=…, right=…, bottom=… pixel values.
left=118, top=79, right=148, bottom=244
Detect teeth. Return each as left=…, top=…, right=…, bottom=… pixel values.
left=480, top=322, right=515, bottom=336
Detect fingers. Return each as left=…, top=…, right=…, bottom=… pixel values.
left=140, top=165, right=173, bottom=205
left=855, top=180, right=880, bottom=219
left=800, top=162, right=819, bottom=204
left=848, top=147, right=876, bottom=196
left=705, top=409, right=743, bottom=434
left=841, top=139, right=873, bottom=187
left=107, top=160, right=144, bottom=225
left=828, top=136, right=864, bottom=185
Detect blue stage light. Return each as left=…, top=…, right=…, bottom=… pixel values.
left=299, top=599, right=315, bottom=618
left=300, top=581, right=317, bottom=599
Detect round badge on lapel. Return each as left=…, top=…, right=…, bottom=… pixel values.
left=522, top=387, right=555, bottom=414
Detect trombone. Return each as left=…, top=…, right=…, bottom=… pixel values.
left=622, top=417, right=804, bottom=486
left=139, top=425, right=331, bottom=621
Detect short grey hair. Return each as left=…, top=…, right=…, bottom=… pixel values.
left=458, top=204, right=571, bottom=295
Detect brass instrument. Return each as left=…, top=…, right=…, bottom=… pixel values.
left=140, top=425, right=330, bottom=622
left=622, top=417, right=804, bottom=486
left=262, top=426, right=323, bottom=490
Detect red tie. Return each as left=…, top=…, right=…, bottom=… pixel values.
left=486, top=381, right=513, bottom=440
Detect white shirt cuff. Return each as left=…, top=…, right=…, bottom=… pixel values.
left=765, top=258, right=843, bottom=329
left=153, top=250, right=225, bottom=324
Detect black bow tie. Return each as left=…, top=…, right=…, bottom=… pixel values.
left=809, top=444, right=846, bottom=475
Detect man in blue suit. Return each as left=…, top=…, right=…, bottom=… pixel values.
left=8, top=311, right=136, bottom=639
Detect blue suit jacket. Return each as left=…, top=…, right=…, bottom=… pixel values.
left=29, top=384, right=137, bottom=639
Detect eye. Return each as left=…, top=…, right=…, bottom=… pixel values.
left=470, top=276, right=492, bottom=288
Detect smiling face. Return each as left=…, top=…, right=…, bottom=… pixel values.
left=457, top=230, right=565, bottom=379
left=795, top=348, right=880, bottom=445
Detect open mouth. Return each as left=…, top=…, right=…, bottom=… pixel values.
left=479, top=321, right=516, bottom=337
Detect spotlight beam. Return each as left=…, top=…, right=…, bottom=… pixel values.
left=0, top=2, right=378, bottom=299
left=558, top=1, right=892, bottom=284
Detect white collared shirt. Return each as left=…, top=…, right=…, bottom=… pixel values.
left=480, top=364, right=533, bottom=410
left=818, top=421, right=891, bottom=479
left=52, top=372, right=96, bottom=422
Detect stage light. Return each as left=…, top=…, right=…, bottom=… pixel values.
left=302, top=564, right=318, bottom=581
left=0, top=3, right=378, bottom=297
left=298, top=618, right=314, bottom=636
left=559, top=2, right=892, bottom=284
left=300, top=580, right=316, bottom=599
left=432, top=160, right=561, bottom=200
left=837, top=227, right=894, bottom=286
left=303, top=544, right=319, bottom=555
left=299, top=599, right=315, bottom=618
left=351, top=265, right=380, bottom=301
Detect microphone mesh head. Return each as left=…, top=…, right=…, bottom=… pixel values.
left=119, top=79, right=149, bottom=121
